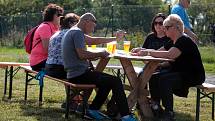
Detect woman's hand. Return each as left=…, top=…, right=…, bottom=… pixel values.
left=131, top=50, right=148, bottom=56
left=131, top=47, right=144, bottom=53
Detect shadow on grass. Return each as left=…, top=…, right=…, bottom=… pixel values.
left=175, top=111, right=194, bottom=121
left=1, top=98, right=82, bottom=121
left=19, top=103, right=83, bottom=121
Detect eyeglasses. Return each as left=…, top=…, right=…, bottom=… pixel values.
left=57, top=13, right=63, bottom=17
left=154, top=21, right=163, bottom=26
left=164, top=25, right=173, bottom=30
left=89, top=19, right=97, bottom=24
left=187, top=0, right=191, bottom=4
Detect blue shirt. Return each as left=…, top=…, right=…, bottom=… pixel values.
left=46, top=29, right=69, bottom=65
left=171, top=4, right=192, bottom=30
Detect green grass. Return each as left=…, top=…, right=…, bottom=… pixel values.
left=0, top=46, right=215, bottom=121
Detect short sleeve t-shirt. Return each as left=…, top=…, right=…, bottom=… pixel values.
left=171, top=4, right=192, bottom=30
left=62, top=27, right=89, bottom=79
left=29, top=22, right=59, bottom=66
left=142, top=33, right=170, bottom=50
left=164, top=35, right=205, bottom=86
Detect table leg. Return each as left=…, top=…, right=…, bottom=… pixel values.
left=137, top=61, right=160, bottom=119
left=95, top=58, right=110, bottom=71
left=119, top=58, right=138, bottom=110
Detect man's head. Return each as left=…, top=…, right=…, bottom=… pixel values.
left=77, top=12, right=97, bottom=34
left=179, top=0, right=191, bottom=8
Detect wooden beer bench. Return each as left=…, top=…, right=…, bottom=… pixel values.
left=20, top=65, right=96, bottom=119
left=0, top=62, right=29, bottom=99
left=195, top=83, right=215, bottom=121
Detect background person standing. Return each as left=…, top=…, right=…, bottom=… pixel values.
left=171, top=0, right=198, bottom=43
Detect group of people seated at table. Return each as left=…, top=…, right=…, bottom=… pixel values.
left=28, top=3, right=205, bottom=121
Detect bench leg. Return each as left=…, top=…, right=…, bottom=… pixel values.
left=4, top=67, right=8, bottom=95
left=196, top=88, right=200, bottom=121
left=65, top=86, right=70, bottom=119
left=24, top=72, right=29, bottom=101
left=39, top=85, right=43, bottom=106
left=8, top=66, right=13, bottom=99
left=212, top=93, right=214, bottom=120
left=82, top=90, right=89, bottom=118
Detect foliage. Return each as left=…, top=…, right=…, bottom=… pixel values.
left=0, top=0, right=215, bottom=47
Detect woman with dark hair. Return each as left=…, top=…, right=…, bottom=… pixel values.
left=29, top=3, right=64, bottom=71
left=132, top=13, right=169, bottom=52
left=131, top=13, right=170, bottom=118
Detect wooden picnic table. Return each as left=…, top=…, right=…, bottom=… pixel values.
left=0, top=62, right=29, bottom=99
left=93, top=50, right=173, bottom=120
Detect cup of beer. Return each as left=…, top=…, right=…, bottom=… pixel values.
left=124, top=41, right=131, bottom=53
left=91, top=45, right=96, bottom=49
left=106, top=41, right=116, bottom=54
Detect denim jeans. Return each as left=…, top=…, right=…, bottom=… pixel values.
left=68, top=69, right=130, bottom=117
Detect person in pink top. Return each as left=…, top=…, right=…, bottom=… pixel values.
left=30, top=3, right=64, bottom=71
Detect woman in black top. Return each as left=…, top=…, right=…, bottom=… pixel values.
left=131, top=14, right=205, bottom=121
left=132, top=13, right=170, bottom=52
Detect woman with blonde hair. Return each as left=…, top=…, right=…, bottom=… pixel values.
left=131, top=14, right=205, bottom=121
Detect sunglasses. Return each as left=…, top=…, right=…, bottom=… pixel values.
left=57, top=13, right=63, bottom=17
left=154, top=21, right=163, bottom=26
left=164, top=25, right=173, bottom=30
left=187, top=0, right=191, bottom=4
left=85, top=19, right=97, bottom=24
left=89, top=19, right=97, bottom=24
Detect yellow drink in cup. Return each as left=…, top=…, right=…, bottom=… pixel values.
left=124, top=41, right=131, bottom=53
left=106, top=41, right=117, bottom=54
left=112, top=42, right=116, bottom=54
left=107, top=43, right=113, bottom=53
left=91, top=45, right=96, bottom=49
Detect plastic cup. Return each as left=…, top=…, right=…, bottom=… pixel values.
left=124, top=41, right=131, bottom=53
left=112, top=41, right=117, bottom=54
left=91, top=45, right=96, bottom=49
left=106, top=41, right=116, bottom=54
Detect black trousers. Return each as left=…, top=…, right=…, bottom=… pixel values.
left=149, top=71, right=183, bottom=112
left=68, top=69, right=130, bottom=117
left=45, top=64, right=66, bottom=79
left=31, top=60, right=46, bottom=72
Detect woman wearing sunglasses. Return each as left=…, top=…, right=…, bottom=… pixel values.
left=131, top=13, right=170, bottom=54
left=29, top=3, right=64, bottom=71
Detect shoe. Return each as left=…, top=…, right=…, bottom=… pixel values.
left=86, top=109, right=111, bottom=120
left=61, top=102, right=78, bottom=112
left=121, top=114, right=137, bottom=121
left=150, top=103, right=164, bottom=118
left=161, top=111, right=175, bottom=121
left=75, top=104, right=83, bottom=114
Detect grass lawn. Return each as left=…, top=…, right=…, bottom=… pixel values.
left=0, top=46, right=215, bottom=121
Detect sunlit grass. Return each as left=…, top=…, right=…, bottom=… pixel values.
left=0, top=46, right=215, bottom=120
